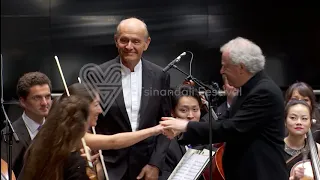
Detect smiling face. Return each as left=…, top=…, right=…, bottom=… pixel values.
left=285, top=104, right=311, bottom=136
left=115, top=18, right=150, bottom=66
left=88, top=94, right=102, bottom=127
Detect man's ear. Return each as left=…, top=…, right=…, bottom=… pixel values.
left=19, top=97, right=26, bottom=109
left=114, top=35, right=118, bottom=47
left=143, top=37, right=151, bottom=51
left=239, top=63, right=246, bottom=74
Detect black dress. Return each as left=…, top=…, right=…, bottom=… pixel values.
left=63, top=151, right=90, bottom=180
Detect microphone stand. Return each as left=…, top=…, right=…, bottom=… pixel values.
left=171, top=64, right=219, bottom=180
left=1, top=54, right=19, bottom=180
left=1, top=103, right=19, bottom=180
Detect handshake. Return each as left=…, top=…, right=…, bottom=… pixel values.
left=152, top=117, right=190, bottom=139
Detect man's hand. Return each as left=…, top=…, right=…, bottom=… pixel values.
left=137, top=164, right=159, bottom=180
left=160, top=117, right=188, bottom=139
left=162, top=128, right=181, bottom=139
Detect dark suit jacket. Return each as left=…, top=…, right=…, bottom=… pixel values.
left=217, top=101, right=228, bottom=116
left=179, top=71, right=289, bottom=180
left=94, top=57, right=171, bottom=180
left=159, top=138, right=187, bottom=180
left=1, top=117, right=31, bottom=178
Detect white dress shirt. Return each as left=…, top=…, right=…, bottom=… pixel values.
left=227, top=103, right=230, bottom=108
left=22, top=112, right=45, bottom=140
left=120, top=60, right=142, bottom=131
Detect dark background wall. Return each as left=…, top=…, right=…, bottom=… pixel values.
left=1, top=0, right=320, bottom=123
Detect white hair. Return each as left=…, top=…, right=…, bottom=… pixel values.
left=220, top=37, right=265, bottom=74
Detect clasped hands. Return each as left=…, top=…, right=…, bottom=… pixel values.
left=155, top=117, right=190, bottom=139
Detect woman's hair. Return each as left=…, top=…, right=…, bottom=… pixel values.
left=285, top=99, right=312, bottom=121
left=171, top=84, right=202, bottom=109
left=284, top=82, right=320, bottom=121
left=22, top=95, right=90, bottom=180
left=61, top=83, right=96, bottom=102
left=51, top=83, right=97, bottom=111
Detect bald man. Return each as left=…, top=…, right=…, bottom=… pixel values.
left=93, top=18, right=171, bottom=180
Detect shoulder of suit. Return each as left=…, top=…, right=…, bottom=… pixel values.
left=96, top=57, right=120, bottom=70
left=1, top=117, right=24, bottom=133
left=248, top=79, right=284, bottom=107
left=254, top=78, right=282, bottom=96
left=142, top=59, right=169, bottom=76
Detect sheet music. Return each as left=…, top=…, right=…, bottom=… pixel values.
left=168, top=149, right=215, bottom=180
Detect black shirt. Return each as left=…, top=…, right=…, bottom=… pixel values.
left=63, top=151, right=90, bottom=180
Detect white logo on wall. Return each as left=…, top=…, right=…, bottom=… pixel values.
left=79, top=63, right=122, bottom=116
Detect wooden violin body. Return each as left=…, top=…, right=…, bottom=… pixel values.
left=1, top=159, right=16, bottom=180
left=86, top=166, right=98, bottom=180
left=290, top=160, right=314, bottom=180
left=287, top=129, right=320, bottom=180
left=203, top=144, right=225, bottom=180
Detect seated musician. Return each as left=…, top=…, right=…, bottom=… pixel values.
left=159, top=84, right=208, bottom=180
left=19, top=95, right=98, bottom=180
left=285, top=82, right=320, bottom=143
left=1, top=72, right=52, bottom=178
left=283, top=100, right=320, bottom=180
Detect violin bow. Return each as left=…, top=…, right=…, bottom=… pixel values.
left=54, top=56, right=94, bottom=169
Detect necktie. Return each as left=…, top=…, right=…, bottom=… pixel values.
left=37, top=125, right=42, bottom=131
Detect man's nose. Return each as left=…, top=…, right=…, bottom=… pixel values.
left=220, top=68, right=224, bottom=74
left=125, top=41, right=134, bottom=49
left=40, top=97, right=49, bottom=105
left=187, top=111, right=194, bottom=119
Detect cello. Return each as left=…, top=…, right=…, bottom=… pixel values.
left=1, top=159, right=16, bottom=180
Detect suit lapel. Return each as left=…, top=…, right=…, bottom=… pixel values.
left=180, top=144, right=186, bottom=155
left=138, top=60, right=153, bottom=128
left=111, top=57, right=132, bottom=130
left=15, top=117, right=31, bottom=146
left=115, top=89, right=132, bottom=130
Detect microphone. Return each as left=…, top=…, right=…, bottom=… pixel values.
left=162, top=52, right=187, bottom=72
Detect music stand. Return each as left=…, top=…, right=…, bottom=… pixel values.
left=170, top=64, right=220, bottom=180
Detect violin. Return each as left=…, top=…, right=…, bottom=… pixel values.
left=1, top=159, right=16, bottom=180
left=289, top=129, right=320, bottom=180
